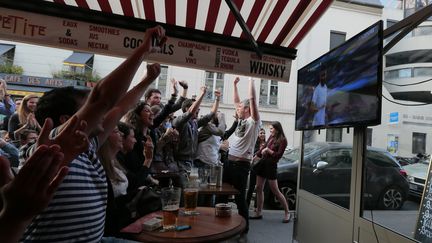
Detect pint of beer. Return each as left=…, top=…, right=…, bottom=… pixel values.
left=162, top=205, right=179, bottom=229
left=161, top=187, right=181, bottom=230
left=183, top=188, right=198, bottom=214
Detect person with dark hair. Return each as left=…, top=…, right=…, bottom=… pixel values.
left=223, top=77, right=260, bottom=234
left=247, top=128, right=266, bottom=208
left=195, top=111, right=227, bottom=167
left=117, top=121, right=154, bottom=190
left=172, top=87, right=220, bottom=177
left=34, top=87, right=89, bottom=128
left=18, top=26, right=166, bottom=242
left=250, top=121, right=290, bottom=223
left=145, top=88, right=162, bottom=106
left=18, top=129, right=38, bottom=147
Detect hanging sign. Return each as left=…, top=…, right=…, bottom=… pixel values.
left=0, top=7, right=291, bottom=82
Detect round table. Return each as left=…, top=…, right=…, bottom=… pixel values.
left=129, top=207, right=246, bottom=243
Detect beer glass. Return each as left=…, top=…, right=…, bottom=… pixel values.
left=209, top=165, right=218, bottom=187
left=161, top=187, right=181, bottom=230
left=183, top=188, right=199, bottom=215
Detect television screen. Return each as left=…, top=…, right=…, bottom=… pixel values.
left=295, top=21, right=383, bottom=131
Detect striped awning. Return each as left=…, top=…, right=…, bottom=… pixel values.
left=45, top=0, right=332, bottom=49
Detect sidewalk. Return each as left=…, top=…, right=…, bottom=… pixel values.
left=224, top=209, right=294, bottom=243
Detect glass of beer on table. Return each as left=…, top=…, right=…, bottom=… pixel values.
left=183, top=187, right=199, bottom=215
left=161, top=187, right=181, bottom=230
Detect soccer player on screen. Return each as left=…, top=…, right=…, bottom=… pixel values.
left=311, top=67, right=328, bottom=126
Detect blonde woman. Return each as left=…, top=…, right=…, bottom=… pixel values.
left=0, top=79, right=16, bottom=119
left=8, top=94, right=40, bottom=140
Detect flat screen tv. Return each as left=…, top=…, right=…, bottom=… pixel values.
left=295, top=21, right=383, bottom=131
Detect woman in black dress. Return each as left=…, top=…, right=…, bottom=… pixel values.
left=249, top=121, right=290, bottom=223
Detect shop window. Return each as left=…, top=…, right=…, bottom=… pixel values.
left=148, top=65, right=168, bottom=98
left=412, top=132, right=426, bottom=154
left=326, top=128, right=342, bottom=142
left=204, top=71, right=224, bottom=102
left=259, top=79, right=278, bottom=106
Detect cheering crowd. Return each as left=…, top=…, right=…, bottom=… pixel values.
left=0, top=26, right=290, bottom=242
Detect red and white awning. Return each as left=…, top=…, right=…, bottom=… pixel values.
left=45, top=0, right=332, bottom=48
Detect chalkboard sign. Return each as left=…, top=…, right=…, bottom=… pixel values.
left=414, top=157, right=432, bottom=242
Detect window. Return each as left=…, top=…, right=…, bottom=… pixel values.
left=330, top=31, right=346, bottom=50
left=386, top=50, right=432, bottom=67
left=366, top=128, right=372, bottom=146
left=62, top=52, right=94, bottom=81
left=204, top=71, right=224, bottom=101
left=384, top=68, right=412, bottom=79
left=405, top=0, right=432, bottom=20
left=0, top=44, right=15, bottom=65
left=259, top=79, right=278, bottom=106
left=382, top=0, right=402, bottom=9
left=413, top=67, right=432, bottom=77
left=413, top=26, right=432, bottom=36
left=318, top=148, right=352, bottom=169
left=412, top=132, right=426, bottom=154
left=148, top=65, right=168, bottom=98
left=326, top=128, right=342, bottom=142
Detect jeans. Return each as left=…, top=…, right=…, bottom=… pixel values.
left=223, top=160, right=250, bottom=233
left=246, top=169, right=257, bottom=208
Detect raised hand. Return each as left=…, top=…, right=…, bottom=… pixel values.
left=171, top=78, right=178, bottom=95
left=234, top=77, right=240, bottom=85
left=143, top=26, right=166, bottom=53
left=214, top=89, right=221, bottom=98
left=0, top=145, right=68, bottom=223
left=178, top=80, right=188, bottom=90
left=143, top=135, right=154, bottom=161
left=200, top=86, right=208, bottom=94
left=146, top=63, right=161, bottom=81
left=37, top=116, right=89, bottom=167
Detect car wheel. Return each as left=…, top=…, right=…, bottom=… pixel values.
left=267, top=183, right=296, bottom=210
left=378, top=186, right=405, bottom=210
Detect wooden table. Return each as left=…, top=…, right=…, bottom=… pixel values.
left=198, top=183, right=239, bottom=196
left=121, top=207, right=246, bottom=243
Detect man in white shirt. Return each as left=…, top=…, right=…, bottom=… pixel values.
left=224, top=77, right=260, bottom=234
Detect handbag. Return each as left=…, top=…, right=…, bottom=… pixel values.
left=126, top=186, right=162, bottom=219
left=251, top=157, right=265, bottom=171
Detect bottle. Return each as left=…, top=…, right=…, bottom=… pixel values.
left=215, top=161, right=223, bottom=187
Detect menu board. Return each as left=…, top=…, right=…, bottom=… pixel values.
left=414, top=157, right=432, bottom=242
left=0, top=7, right=292, bottom=82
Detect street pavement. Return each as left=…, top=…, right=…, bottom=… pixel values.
left=224, top=208, right=294, bottom=243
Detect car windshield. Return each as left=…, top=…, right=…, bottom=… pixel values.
left=420, top=158, right=430, bottom=165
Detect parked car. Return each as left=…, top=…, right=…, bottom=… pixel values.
left=265, top=142, right=409, bottom=210
left=403, top=159, right=429, bottom=198
left=395, top=156, right=417, bottom=166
